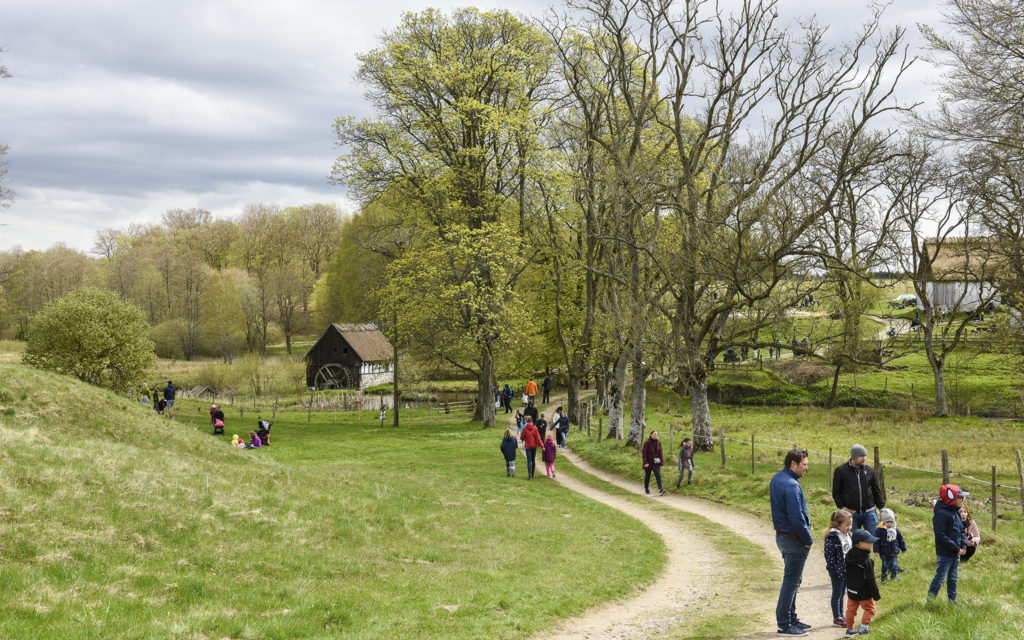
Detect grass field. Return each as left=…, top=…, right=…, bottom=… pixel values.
left=571, top=386, right=1024, bottom=639
left=0, top=363, right=665, bottom=639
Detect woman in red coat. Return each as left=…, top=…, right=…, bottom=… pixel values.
left=641, top=430, right=664, bottom=496
left=519, top=420, right=543, bottom=480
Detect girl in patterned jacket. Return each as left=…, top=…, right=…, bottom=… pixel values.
left=824, top=509, right=854, bottom=627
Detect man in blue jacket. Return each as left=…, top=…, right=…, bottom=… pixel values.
left=928, top=484, right=968, bottom=603
left=770, top=448, right=813, bottom=637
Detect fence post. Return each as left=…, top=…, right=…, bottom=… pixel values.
left=873, top=446, right=881, bottom=479
left=751, top=433, right=755, bottom=474
left=307, top=396, right=312, bottom=423
left=719, top=428, right=726, bottom=467
left=942, top=450, right=950, bottom=484
left=1016, top=450, right=1024, bottom=522
left=273, top=397, right=278, bottom=420
left=991, top=465, right=998, bottom=531
left=829, top=447, right=833, bottom=488
left=599, top=415, right=603, bottom=442
left=240, top=407, right=244, bottom=419
left=445, top=401, right=450, bottom=415
left=669, top=423, right=674, bottom=460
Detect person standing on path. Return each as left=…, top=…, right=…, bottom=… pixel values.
left=502, top=383, right=513, bottom=413
left=832, top=444, right=884, bottom=532
left=542, top=373, right=552, bottom=404
left=163, top=381, right=177, bottom=419
left=770, top=448, right=813, bottom=637
left=519, top=419, right=543, bottom=480
left=676, top=437, right=694, bottom=488
left=525, top=378, right=538, bottom=404
left=641, top=430, right=665, bottom=496
left=928, top=484, right=968, bottom=603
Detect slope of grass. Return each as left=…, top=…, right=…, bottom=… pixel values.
left=0, top=363, right=663, bottom=639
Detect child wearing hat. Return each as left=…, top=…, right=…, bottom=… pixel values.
left=873, top=507, right=907, bottom=582
left=845, top=528, right=882, bottom=636
left=928, top=484, right=969, bottom=603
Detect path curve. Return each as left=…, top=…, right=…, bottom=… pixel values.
left=517, top=397, right=841, bottom=639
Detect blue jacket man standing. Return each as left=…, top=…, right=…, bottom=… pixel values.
left=770, top=448, right=813, bottom=637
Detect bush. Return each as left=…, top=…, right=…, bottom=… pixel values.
left=22, top=288, right=155, bottom=392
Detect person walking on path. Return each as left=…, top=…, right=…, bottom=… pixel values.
left=770, top=448, right=813, bottom=637
left=519, top=419, right=543, bottom=480
left=824, top=509, right=853, bottom=628
left=524, top=401, right=539, bottom=425
left=500, top=427, right=518, bottom=478
left=676, top=437, right=694, bottom=488
left=928, top=484, right=968, bottom=603
left=542, top=432, right=558, bottom=478
left=535, top=413, right=548, bottom=442
left=542, top=373, right=552, bottom=404
left=502, top=383, right=513, bottom=413
left=553, top=407, right=570, bottom=451
left=525, top=378, right=538, bottom=404
left=832, top=444, right=884, bottom=532
left=845, top=529, right=881, bottom=636
left=641, top=430, right=665, bottom=496
left=163, top=381, right=177, bottom=419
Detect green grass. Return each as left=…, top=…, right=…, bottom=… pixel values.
left=0, top=363, right=664, bottom=639
left=573, top=387, right=1024, bottom=639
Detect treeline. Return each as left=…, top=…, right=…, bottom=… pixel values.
left=324, top=1, right=1024, bottom=445
left=0, top=204, right=344, bottom=361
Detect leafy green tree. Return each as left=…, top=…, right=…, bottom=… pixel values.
left=23, top=287, right=155, bottom=391
left=199, top=270, right=246, bottom=363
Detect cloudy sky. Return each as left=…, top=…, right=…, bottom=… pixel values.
left=1, top=0, right=947, bottom=252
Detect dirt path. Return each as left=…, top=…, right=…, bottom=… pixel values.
left=516, top=399, right=843, bottom=639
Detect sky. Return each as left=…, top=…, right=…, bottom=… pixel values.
left=0, top=0, right=948, bottom=252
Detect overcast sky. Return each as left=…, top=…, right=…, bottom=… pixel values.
left=1, top=0, right=948, bottom=252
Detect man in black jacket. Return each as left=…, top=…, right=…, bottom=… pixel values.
left=832, top=444, right=884, bottom=532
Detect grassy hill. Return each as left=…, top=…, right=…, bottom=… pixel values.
left=0, top=363, right=663, bottom=639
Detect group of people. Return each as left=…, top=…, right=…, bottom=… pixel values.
left=771, top=445, right=981, bottom=637
left=638, top=430, right=695, bottom=496
left=501, top=402, right=570, bottom=479
left=138, top=381, right=176, bottom=419
left=497, top=375, right=553, bottom=413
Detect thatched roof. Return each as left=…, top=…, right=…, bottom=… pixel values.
left=331, top=323, right=394, bottom=363
left=924, top=237, right=1005, bottom=283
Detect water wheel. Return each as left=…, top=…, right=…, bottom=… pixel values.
left=314, top=363, right=352, bottom=389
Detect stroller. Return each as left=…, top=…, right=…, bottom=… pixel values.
left=212, top=408, right=226, bottom=435
left=256, top=420, right=272, bottom=446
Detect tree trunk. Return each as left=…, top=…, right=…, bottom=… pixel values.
left=475, top=346, right=496, bottom=427
left=689, top=380, right=713, bottom=452
left=392, top=318, right=400, bottom=428
left=933, top=360, right=947, bottom=417
left=606, top=350, right=628, bottom=440
left=827, top=362, right=842, bottom=409
left=566, top=365, right=582, bottom=425
left=626, top=347, right=646, bottom=447
left=596, top=356, right=610, bottom=408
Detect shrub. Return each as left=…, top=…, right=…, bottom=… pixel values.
left=22, top=288, right=155, bottom=392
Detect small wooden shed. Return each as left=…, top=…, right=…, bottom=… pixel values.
left=305, top=323, right=395, bottom=390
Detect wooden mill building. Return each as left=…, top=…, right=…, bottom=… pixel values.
left=305, top=323, right=395, bottom=390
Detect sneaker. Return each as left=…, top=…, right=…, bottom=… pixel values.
left=845, top=630, right=859, bottom=637
left=658, top=489, right=665, bottom=496
left=793, top=620, right=811, bottom=630
left=645, top=490, right=650, bottom=495
left=881, top=575, right=887, bottom=583
left=859, top=625, right=871, bottom=634
left=891, top=573, right=898, bottom=581
left=776, top=627, right=808, bottom=637
left=833, top=618, right=846, bottom=628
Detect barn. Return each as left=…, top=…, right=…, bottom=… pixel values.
left=305, top=323, right=395, bottom=390
left=922, top=238, right=1003, bottom=313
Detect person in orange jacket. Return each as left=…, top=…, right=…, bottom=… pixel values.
left=519, top=419, right=543, bottom=479
left=525, top=378, right=538, bottom=403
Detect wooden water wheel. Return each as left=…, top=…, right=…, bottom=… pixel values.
left=314, top=363, right=352, bottom=389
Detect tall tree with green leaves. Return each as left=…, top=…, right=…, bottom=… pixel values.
left=333, top=8, right=552, bottom=427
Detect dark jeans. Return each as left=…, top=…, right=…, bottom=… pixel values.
left=503, top=398, right=512, bottom=413
left=676, top=464, right=692, bottom=488
left=775, top=534, right=810, bottom=629
left=928, top=554, right=960, bottom=602
left=881, top=554, right=900, bottom=578
left=828, top=572, right=846, bottom=619
left=558, top=429, right=567, bottom=449
left=852, top=510, right=879, bottom=532
left=962, top=545, right=976, bottom=562
left=524, top=448, right=537, bottom=478
left=542, top=389, right=550, bottom=403
left=644, top=467, right=662, bottom=493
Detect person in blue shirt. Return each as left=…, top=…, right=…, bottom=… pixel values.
left=769, top=448, right=813, bottom=637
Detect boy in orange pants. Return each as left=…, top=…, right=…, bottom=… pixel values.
left=845, top=528, right=881, bottom=635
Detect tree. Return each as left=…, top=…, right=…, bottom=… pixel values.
left=334, top=8, right=551, bottom=427
left=23, top=287, right=155, bottom=392
left=200, top=270, right=246, bottom=363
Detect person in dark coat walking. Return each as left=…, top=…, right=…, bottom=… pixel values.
left=832, top=444, right=884, bottom=531
left=502, top=384, right=513, bottom=413
left=500, top=427, right=518, bottom=478
left=641, top=431, right=664, bottom=496
left=552, top=408, right=570, bottom=451
left=676, top=437, right=694, bottom=488
left=928, top=484, right=968, bottom=603
left=542, top=373, right=552, bottom=404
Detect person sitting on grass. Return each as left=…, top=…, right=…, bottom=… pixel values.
left=245, top=431, right=262, bottom=449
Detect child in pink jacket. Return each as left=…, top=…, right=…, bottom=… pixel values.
left=542, top=432, right=558, bottom=478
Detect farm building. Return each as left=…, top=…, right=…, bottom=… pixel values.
left=305, top=323, right=394, bottom=390
left=922, top=238, right=1003, bottom=313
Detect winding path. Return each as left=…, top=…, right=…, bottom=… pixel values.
left=520, top=401, right=843, bottom=639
